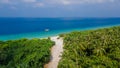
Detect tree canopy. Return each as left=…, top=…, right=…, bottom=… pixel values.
left=0, top=38, right=55, bottom=68
left=58, top=26, right=120, bottom=68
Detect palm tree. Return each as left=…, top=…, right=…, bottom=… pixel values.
left=93, top=47, right=106, bottom=56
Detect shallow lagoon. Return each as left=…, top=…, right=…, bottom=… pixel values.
left=0, top=18, right=120, bottom=40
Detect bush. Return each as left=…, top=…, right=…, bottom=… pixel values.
left=58, top=26, right=120, bottom=68
left=0, top=38, right=55, bottom=68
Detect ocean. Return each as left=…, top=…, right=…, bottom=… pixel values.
left=0, top=18, right=120, bottom=40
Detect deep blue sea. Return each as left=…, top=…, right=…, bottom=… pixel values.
left=0, top=18, right=120, bottom=40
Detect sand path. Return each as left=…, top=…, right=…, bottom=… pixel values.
left=44, top=36, right=63, bottom=68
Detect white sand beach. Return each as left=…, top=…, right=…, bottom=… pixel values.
left=44, top=36, right=63, bottom=68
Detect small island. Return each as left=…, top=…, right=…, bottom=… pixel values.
left=0, top=26, right=120, bottom=68
left=0, top=0, right=120, bottom=67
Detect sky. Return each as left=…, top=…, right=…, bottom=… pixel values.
left=0, top=0, right=120, bottom=17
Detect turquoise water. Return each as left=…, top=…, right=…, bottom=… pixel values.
left=0, top=24, right=120, bottom=41
left=0, top=18, right=120, bottom=40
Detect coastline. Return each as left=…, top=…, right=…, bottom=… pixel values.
left=0, top=24, right=120, bottom=41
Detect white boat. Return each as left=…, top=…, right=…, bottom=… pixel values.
left=45, top=29, right=49, bottom=32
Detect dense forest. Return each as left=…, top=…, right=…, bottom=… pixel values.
left=0, top=38, right=55, bottom=68
left=58, top=26, right=120, bottom=68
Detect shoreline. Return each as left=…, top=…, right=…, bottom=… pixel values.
left=0, top=25, right=120, bottom=41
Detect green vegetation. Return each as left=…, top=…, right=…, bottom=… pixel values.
left=58, top=26, right=120, bottom=68
left=0, top=38, right=55, bottom=68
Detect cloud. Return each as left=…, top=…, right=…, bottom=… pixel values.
left=0, top=0, right=117, bottom=5
left=0, top=0, right=118, bottom=8
left=0, top=0, right=11, bottom=4
left=22, top=0, right=36, bottom=3
left=60, top=0, right=71, bottom=5
left=33, top=2, right=44, bottom=8
left=50, top=0, right=116, bottom=5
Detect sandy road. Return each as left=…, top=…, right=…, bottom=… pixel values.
left=44, top=36, right=63, bottom=68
